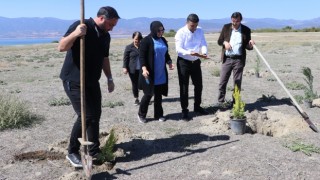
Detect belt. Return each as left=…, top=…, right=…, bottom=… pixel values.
left=225, top=55, right=242, bottom=59
left=187, top=59, right=199, bottom=63
left=178, top=57, right=199, bottom=63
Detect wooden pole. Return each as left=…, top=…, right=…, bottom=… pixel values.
left=80, top=0, right=87, bottom=143
left=78, top=0, right=93, bottom=178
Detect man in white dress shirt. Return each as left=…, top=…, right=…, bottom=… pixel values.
left=175, top=13, right=209, bottom=121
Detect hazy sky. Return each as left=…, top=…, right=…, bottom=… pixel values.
left=1, top=0, right=319, bottom=20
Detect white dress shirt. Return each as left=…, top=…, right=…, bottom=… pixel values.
left=175, top=25, right=208, bottom=61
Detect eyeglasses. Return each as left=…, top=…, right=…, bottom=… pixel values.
left=158, top=29, right=165, bottom=33
left=231, top=18, right=241, bottom=24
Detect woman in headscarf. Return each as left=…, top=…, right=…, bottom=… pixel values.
left=137, top=21, right=174, bottom=123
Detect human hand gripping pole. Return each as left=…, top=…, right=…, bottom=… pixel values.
left=253, top=44, right=318, bottom=133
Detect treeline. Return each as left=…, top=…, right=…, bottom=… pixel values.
left=253, top=26, right=320, bottom=33
left=163, top=29, right=176, bottom=37
left=164, top=26, right=320, bottom=37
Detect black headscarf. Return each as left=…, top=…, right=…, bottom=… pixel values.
left=150, top=21, right=164, bottom=40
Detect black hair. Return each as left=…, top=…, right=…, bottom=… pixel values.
left=187, top=13, right=199, bottom=23
left=132, top=31, right=143, bottom=40
left=97, top=6, right=120, bottom=19
left=231, top=12, right=242, bottom=21
left=149, top=21, right=164, bottom=40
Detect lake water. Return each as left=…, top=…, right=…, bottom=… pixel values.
left=0, top=37, right=60, bottom=46
left=0, top=35, right=131, bottom=46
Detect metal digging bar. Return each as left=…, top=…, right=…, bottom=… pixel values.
left=78, top=0, right=93, bottom=178
left=253, top=45, right=318, bottom=133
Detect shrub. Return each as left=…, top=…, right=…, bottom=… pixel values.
left=211, top=67, right=220, bottom=77
left=163, top=29, right=176, bottom=37
left=302, top=67, right=318, bottom=102
left=254, top=55, right=261, bottom=74
left=232, top=85, right=245, bottom=119
left=48, top=97, right=71, bottom=106
left=285, top=140, right=320, bottom=156
left=294, top=95, right=304, bottom=104
left=0, top=94, right=42, bottom=130
left=286, top=81, right=305, bottom=90
left=96, top=128, right=117, bottom=164
left=102, top=101, right=124, bottom=108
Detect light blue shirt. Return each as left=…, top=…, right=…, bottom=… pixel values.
left=225, top=25, right=242, bottom=56
left=153, top=38, right=167, bottom=85
left=175, top=25, right=208, bottom=61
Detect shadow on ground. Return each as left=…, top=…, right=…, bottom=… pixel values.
left=246, top=95, right=293, bottom=112
left=106, top=134, right=236, bottom=177
left=93, top=133, right=237, bottom=179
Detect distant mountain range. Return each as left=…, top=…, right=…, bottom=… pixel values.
left=0, top=16, right=319, bottom=38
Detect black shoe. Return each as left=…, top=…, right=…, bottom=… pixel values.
left=137, top=115, right=147, bottom=123
left=181, top=112, right=191, bottom=122
left=213, top=102, right=232, bottom=109
left=90, top=149, right=102, bottom=159
left=91, top=152, right=104, bottom=166
left=194, top=107, right=209, bottom=115
left=212, top=102, right=224, bottom=108
left=66, top=153, right=82, bottom=168
left=134, top=99, right=139, bottom=105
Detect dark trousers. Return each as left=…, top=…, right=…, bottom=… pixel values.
left=63, top=81, right=101, bottom=156
left=177, top=57, right=203, bottom=113
left=138, top=84, right=165, bottom=118
left=218, top=58, right=244, bottom=102
left=128, top=70, right=140, bottom=98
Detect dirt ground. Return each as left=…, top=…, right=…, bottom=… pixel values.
left=0, top=32, right=320, bottom=180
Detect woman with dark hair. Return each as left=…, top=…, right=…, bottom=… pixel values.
left=137, top=21, right=174, bottom=123
left=123, top=31, right=143, bottom=105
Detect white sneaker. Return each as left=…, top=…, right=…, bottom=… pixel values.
left=158, top=116, right=166, bottom=122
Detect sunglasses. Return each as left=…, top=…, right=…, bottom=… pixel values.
left=158, top=29, right=165, bottom=33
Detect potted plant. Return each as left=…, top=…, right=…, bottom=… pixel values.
left=302, top=67, right=318, bottom=108
left=230, top=85, right=246, bottom=135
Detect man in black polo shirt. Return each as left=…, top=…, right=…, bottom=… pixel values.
left=58, top=6, right=120, bottom=168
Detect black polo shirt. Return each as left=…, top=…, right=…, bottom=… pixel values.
left=60, top=18, right=110, bottom=86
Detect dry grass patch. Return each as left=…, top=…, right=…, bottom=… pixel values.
left=0, top=94, right=43, bottom=130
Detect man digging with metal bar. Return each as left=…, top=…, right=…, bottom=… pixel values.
left=58, top=6, right=120, bottom=168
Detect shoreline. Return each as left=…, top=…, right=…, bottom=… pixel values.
left=0, top=34, right=132, bottom=46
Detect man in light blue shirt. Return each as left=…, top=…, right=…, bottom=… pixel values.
left=216, top=12, right=255, bottom=106
left=175, top=13, right=210, bottom=121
